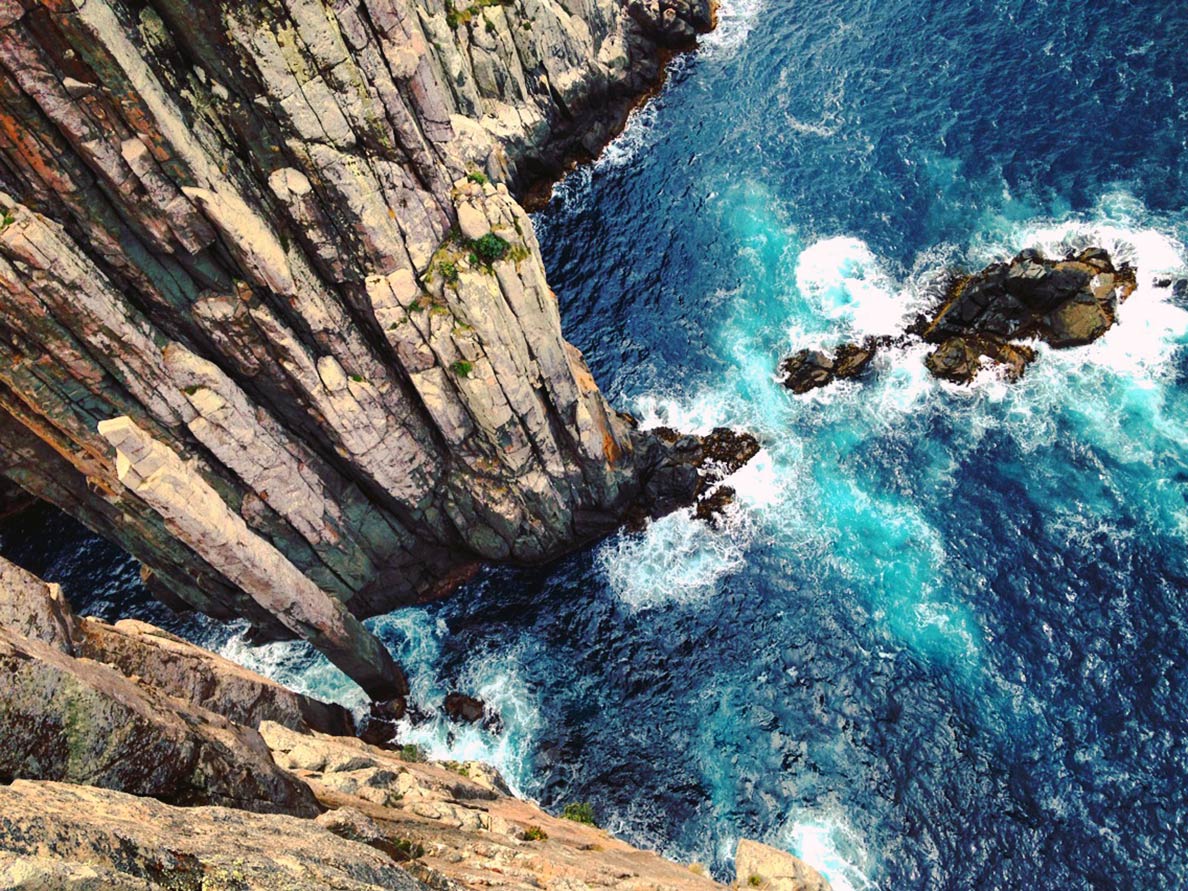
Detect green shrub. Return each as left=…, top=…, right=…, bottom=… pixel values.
left=561, top=802, right=597, bottom=825
left=467, top=232, right=510, bottom=267
left=349, top=374, right=365, bottom=383
left=450, top=360, right=474, bottom=378
left=466, top=170, right=488, bottom=185
left=438, top=260, right=459, bottom=284
left=748, top=875, right=763, bottom=887
left=397, top=744, right=427, bottom=762
left=524, top=825, right=548, bottom=841
left=445, top=0, right=512, bottom=29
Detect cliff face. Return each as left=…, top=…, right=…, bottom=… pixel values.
left=0, top=0, right=711, bottom=695
left=0, top=553, right=768, bottom=891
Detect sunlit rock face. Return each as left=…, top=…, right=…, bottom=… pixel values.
left=0, top=0, right=711, bottom=690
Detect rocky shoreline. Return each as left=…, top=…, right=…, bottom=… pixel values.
left=780, top=247, right=1137, bottom=391
left=0, top=552, right=829, bottom=890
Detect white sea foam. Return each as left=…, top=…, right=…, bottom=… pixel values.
left=597, top=506, right=749, bottom=610
left=793, top=236, right=913, bottom=340
left=766, top=809, right=875, bottom=891
left=391, top=641, right=544, bottom=798
left=697, top=0, right=764, bottom=60
left=217, top=629, right=368, bottom=714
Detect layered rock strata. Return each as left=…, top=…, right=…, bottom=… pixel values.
left=0, top=0, right=713, bottom=694
left=781, top=247, right=1137, bottom=391
left=0, top=555, right=831, bottom=891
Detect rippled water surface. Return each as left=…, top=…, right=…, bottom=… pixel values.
left=5, top=1, right=1188, bottom=888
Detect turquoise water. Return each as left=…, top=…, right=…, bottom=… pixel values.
left=5, top=1, right=1188, bottom=887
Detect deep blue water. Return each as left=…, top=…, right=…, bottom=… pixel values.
left=5, top=1, right=1188, bottom=888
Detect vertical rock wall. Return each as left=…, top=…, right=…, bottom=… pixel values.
left=0, top=0, right=710, bottom=692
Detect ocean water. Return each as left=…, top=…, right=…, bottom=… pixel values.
left=4, top=1, right=1188, bottom=888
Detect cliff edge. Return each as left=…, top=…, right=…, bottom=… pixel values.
left=0, top=554, right=832, bottom=891
left=0, top=0, right=716, bottom=695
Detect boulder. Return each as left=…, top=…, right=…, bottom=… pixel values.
left=444, top=692, right=486, bottom=724
left=0, top=556, right=81, bottom=654
left=780, top=341, right=877, bottom=394
left=734, top=839, right=831, bottom=891
left=0, top=554, right=354, bottom=737
left=0, top=625, right=318, bottom=816
left=78, top=618, right=356, bottom=737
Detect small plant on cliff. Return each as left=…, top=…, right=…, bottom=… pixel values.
left=445, top=0, right=512, bottom=29
left=466, top=170, right=489, bottom=185
left=561, top=801, right=597, bottom=825
left=747, top=875, right=763, bottom=887
left=1, top=210, right=16, bottom=229
left=524, top=825, right=549, bottom=841
left=450, top=359, right=474, bottom=378
left=467, top=232, right=510, bottom=267
left=438, top=259, right=460, bottom=284
left=397, top=743, right=427, bottom=762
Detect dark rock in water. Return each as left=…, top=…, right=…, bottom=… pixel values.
left=781, top=349, right=838, bottom=394
left=926, top=248, right=1130, bottom=356
left=444, top=693, right=486, bottom=724
left=1164, top=278, right=1188, bottom=307
left=921, top=247, right=1135, bottom=381
left=699, top=427, right=762, bottom=477
left=925, top=337, right=1037, bottom=384
left=780, top=339, right=877, bottom=394
left=635, top=426, right=760, bottom=526
left=444, top=693, right=503, bottom=734
left=358, top=717, right=398, bottom=748
left=782, top=247, right=1135, bottom=389
left=924, top=337, right=982, bottom=384
left=370, top=697, right=408, bottom=723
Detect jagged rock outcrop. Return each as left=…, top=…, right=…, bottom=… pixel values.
left=0, top=0, right=713, bottom=694
left=780, top=247, right=1137, bottom=391
left=0, top=551, right=354, bottom=809
left=0, top=780, right=430, bottom=891
left=77, top=619, right=356, bottom=736
left=0, top=559, right=734, bottom=891
left=780, top=342, right=878, bottom=394
left=0, top=553, right=355, bottom=735
left=921, top=247, right=1135, bottom=383
left=0, top=625, right=320, bottom=814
